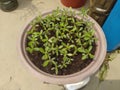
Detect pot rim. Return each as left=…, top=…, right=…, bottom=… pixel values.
left=18, top=9, right=107, bottom=84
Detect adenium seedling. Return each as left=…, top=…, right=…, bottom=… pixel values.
left=26, top=8, right=97, bottom=74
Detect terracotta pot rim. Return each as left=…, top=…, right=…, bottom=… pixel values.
left=61, top=0, right=86, bottom=8
left=19, top=9, right=107, bottom=84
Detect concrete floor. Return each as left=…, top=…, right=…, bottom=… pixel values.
left=0, top=0, right=120, bottom=90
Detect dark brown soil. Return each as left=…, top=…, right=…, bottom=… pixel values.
left=26, top=40, right=96, bottom=75
left=27, top=49, right=95, bottom=75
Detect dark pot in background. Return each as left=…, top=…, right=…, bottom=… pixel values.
left=61, top=0, right=86, bottom=8
left=0, top=0, right=18, bottom=12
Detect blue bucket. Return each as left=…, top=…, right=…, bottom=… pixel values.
left=102, top=0, right=120, bottom=51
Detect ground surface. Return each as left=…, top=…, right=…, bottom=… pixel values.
left=0, top=0, right=120, bottom=90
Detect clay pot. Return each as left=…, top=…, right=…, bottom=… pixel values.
left=19, top=10, right=107, bottom=85
left=61, top=0, right=86, bottom=8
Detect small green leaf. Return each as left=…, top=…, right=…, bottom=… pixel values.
left=42, top=54, right=48, bottom=60
left=59, top=45, right=63, bottom=49
left=39, top=48, right=45, bottom=54
left=58, top=64, right=63, bottom=69
left=42, top=38, right=47, bottom=42
left=69, top=45, right=75, bottom=48
left=84, top=37, right=90, bottom=40
left=67, top=26, right=73, bottom=29
left=71, top=26, right=76, bottom=32
left=89, top=53, right=94, bottom=59
left=34, top=48, right=40, bottom=51
left=56, top=17, right=60, bottom=21
left=51, top=67, right=58, bottom=75
left=78, top=47, right=85, bottom=53
left=79, top=27, right=84, bottom=31
left=28, top=41, right=34, bottom=48
left=98, top=64, right=108, bottom=81
left=51, top=60, right=59, bottom=74
left=55, top=67, right=58, bottom=75
left=67, top=53, right=73, bottom=56
left=26, top=47, right=33, bottom=53
left=82, top=54, right=88, bottom=60
left=72, top=18, right=75, bottom=23
left=88, top=46, right=93, bottom=52
left=43, top=60, right=50, bottom=67
left=27, top=28, right=34, bottom=34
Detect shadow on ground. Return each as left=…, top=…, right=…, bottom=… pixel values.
left=80, top=75, right=120, bottom=90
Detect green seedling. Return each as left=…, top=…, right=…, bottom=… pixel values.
left=26, top=8, right=97, bottom=74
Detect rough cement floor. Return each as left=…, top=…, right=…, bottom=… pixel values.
left=0, top=0, right=120, bottom=90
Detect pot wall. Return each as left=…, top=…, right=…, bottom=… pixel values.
left=19, top=10, right=107, bottom=85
